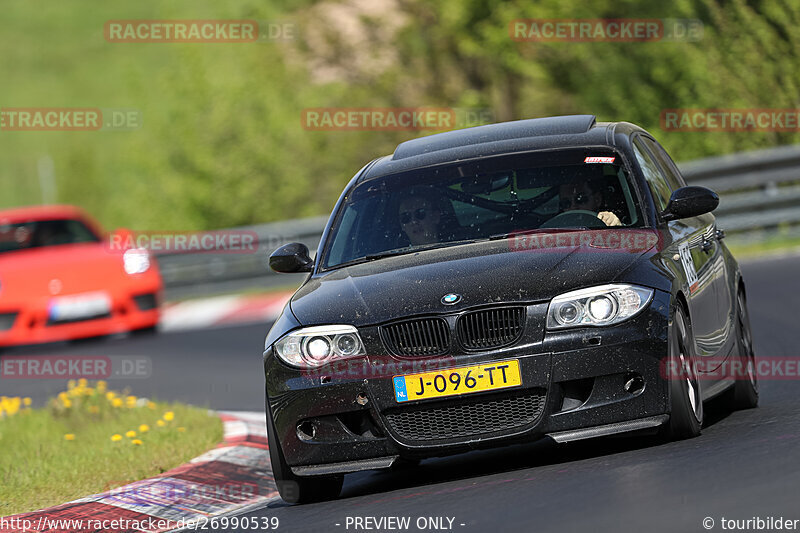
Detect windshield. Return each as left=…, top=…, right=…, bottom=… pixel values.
left=321, top=149, right=644, bottom=270
left=0, top=218, right=100, bottom=254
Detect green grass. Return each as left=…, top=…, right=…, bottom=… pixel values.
left=727, top=235, right=800, bottom=259
left=0, top=383, right=223, bottom=516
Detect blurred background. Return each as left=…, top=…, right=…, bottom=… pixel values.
left=3, top=2, right=800, bottom=521
left=2, top=0, right=800, bottom=298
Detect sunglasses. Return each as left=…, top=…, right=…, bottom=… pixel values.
left=559, top=193, right=590, bottom=210
left=400, top=208, right=427, bottom=225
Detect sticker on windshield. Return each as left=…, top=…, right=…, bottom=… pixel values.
left=584, top=156, right=615, bottom=163
left=677, top=242, right=699, bottom=292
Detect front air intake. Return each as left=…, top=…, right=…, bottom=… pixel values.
left=456, top=307, right=525, bottom=350
left=381, top=317, right=450, bottom=357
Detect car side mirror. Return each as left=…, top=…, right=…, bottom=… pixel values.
left=269, top=242, right=314, bottom=273
left=661, top=186, right=719, bottom=222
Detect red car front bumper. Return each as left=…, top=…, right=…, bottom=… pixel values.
left=0, top=275, right=162, bottom=347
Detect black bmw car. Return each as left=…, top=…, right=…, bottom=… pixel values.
left=264, top=115, right=758, bottom=503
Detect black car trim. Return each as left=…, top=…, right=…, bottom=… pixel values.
left=547, top=414, right=668, bottom=443
left=290, top=455, right=399, bottom=476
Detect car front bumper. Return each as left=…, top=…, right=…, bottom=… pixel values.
left=264, top=290, right=671, bottom=474
left=0, top=273, right=162, bottom=347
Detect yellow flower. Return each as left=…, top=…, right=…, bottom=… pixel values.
left=139, top=424, right=150, bottom=433
left=111, top=434, right=123, bottom=442
left=4, top=397, right=21, bottom=416
left=163, top=411, right=174, bottom=421
left=112, top=398, right=123, bottom=408
left=58, top=392, right=69, bottom=401
left=67, top=380, right=76, bottom=390
left=147, top=401, right=156, bottom=410
left=64, top=433, right=75, bottom=441
left=97, top=381, right=107, bottom=392
left=156, top=420, right=166, bottom=427
left=177, top=427, right=186, bottom=432
left=78, top=378, right=88, bottom=387
left=62, top=398, right=72, bottom=408
left=125, top=396, right=137, bottom=408
left=23, top=397, right=32, bottom=406
left=88, top=405, right=100, bottom=414
left=84, top=387, right=94, bottom=396
left=125, top=430, right=136, bottom=438
left=106, top=391, right=116, bottom=400
left=131, top=439, right=143, bottom=446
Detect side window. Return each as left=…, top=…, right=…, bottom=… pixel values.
left=632, top=136, right=672, bottom=212
left=640, top=136, right=686, bottom=191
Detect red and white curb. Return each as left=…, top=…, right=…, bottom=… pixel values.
left=160, top=292, right=292, bottom=332
left=0, top=411, right=277, bottom=533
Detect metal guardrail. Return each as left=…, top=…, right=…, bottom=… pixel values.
left=158, top=145, right=800, bottom=299
left=681, top=144, right=800, bottom=238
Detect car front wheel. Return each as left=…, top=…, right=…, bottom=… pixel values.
left=663, top=304, right=703, bottom=440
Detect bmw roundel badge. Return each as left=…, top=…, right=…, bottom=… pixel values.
left=441, top=293, right=462, bottom=305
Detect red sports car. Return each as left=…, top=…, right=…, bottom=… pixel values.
left=0, top=205, right=163, bottom=347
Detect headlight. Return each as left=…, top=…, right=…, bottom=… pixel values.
left=123, top=248, right=150, bottom=275
left=547, top=284, right=653, bottom=329
left=274, top=325, right=365, bottom=368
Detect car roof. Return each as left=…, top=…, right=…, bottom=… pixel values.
left=0, top=204, right=94, bottom=224
left=360, top=115, right=644, bottom=181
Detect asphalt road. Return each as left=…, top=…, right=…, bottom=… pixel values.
left=2, top=253, right=799, bottom=533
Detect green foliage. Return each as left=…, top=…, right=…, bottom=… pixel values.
left=1, top=0, right=798, bottom=230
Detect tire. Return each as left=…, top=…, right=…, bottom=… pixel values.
left=663, top=304, right=703, bottom=440
left=265, top=403, right=343, bottom=504
left=728, top=289, right=758, bottom=410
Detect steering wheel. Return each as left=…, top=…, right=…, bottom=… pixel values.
left=541, top=210, right=606, bottom=229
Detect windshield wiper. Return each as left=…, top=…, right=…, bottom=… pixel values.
left=489, top=228, right=591, bottom=240
left=331, top=240, right=482, bottom=270
left=366, top=239, right=481, bottom=260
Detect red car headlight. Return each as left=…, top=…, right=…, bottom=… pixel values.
left=123, top=248, right=151, bottom=275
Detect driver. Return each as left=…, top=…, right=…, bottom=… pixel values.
left=398, top=194, right=442, bottom=246
left=558, top=179, right=622, bottom=226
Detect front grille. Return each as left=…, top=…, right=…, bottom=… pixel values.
left=381, top=317, right=450, bottom=357
left=457, top=307, right=525, bottom=350
left=384, top=390, right=546, bottom=442
left=0, top=312, right=18, bottom=331
left=133, top=293, right=158, bottom=311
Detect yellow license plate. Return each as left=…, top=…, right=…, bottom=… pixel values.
left=393, top=360, right=521, bottom=403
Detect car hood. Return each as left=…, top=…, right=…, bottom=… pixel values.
left=290, top=230, right=666, bottom=327
left=0, top=243, right=131, bottom=300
